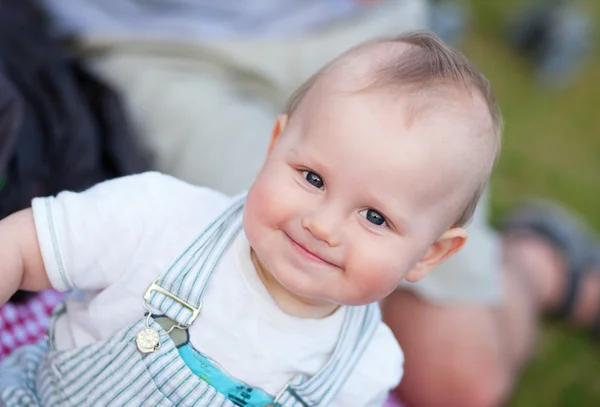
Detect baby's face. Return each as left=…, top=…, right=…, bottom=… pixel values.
left=244, top=90, right=478, bottom=306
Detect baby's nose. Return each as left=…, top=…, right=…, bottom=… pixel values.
left=301, top=211, right=341, bottom=247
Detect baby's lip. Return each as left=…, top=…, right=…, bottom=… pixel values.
left=285, top=232, right=341, bottom=268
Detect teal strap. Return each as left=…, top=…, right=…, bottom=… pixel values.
left=179, top=344, right=278, bottom=407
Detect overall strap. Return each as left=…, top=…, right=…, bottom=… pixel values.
left=277, top=302, right=381, bottom=406
left=145, top=194, right=245, bottom=328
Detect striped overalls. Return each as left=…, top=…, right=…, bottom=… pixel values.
left=0, top=196, right=379, bottom=406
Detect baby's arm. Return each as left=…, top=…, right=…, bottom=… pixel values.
left=0, top=209, right=50, bottom=306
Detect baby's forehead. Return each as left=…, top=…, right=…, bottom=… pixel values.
left=312, top=41, right=411, bottom=95
left=295, top=38, right=495, bottom=151
left=305, top=68, right=490, bottom=139
left=296, top=55, right=494, bottom=183
left=311, top=41, right=487, bottom=114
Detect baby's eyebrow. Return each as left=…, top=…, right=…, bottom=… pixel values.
left=287, top=146, right=306, bottom=159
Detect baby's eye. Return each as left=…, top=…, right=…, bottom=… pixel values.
left=302, top=170, right=324, bottom=189
left=359, top=209, right=387, bottom=227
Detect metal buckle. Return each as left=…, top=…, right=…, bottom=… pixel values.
left=142, top=279, right=202, bottom=330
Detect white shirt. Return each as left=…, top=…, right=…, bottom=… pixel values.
left=32, top=172, right=403, bottom=407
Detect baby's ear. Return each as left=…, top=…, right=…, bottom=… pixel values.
left=404, top=228, right=467, bottom=283
left=267, top=114, right=288, bottom=154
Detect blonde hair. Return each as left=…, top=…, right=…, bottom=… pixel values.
left=283, top=31, right=502, bottom=227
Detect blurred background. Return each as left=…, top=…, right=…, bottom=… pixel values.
left=457, top=1, right=600, bottom=406
left=0, top=0, right=599, bottom=406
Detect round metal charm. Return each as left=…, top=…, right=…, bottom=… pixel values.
left=135, top=328, right=160, bottom=354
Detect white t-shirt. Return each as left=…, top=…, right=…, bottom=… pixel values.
left=32, top=172, right=403, bottom=407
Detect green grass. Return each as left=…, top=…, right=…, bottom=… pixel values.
left=460, top=1, right=600, bottom=406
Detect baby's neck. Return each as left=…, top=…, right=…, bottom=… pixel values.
left=250, top=249, right=340, bottom=319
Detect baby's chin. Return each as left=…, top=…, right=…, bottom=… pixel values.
left=329, top=284, right=400, bottom=307
left=284, top=282, right=387, bottom=308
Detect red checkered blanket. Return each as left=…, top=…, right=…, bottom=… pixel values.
left=0, top=290, right=64, bottom=360
left=0, top=291, right=403, bottom=406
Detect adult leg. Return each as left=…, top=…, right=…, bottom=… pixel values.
left=383, top=201, right=600, bottom=407
left=382, top=264, right=532, bottom=407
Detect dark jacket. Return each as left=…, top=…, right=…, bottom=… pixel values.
left=0, top=0, right=150, bottom=301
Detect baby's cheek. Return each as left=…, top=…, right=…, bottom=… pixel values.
left=253, top=174, right=296, bottom=218
left=247, top=182, right=277, bottom=221
left=348, top=253, right=400, bottom=303
left=370, top=265, right=402, bottom=298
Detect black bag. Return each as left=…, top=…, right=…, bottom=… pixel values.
left=0, top=0, right=151, bottom=301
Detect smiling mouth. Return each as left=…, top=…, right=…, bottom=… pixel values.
left=285, top=233, right=339, bottom=268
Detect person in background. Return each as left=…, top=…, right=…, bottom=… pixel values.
left=0, top=32, right=501, bottom=407
left=37, top=1, right=600, bottom=406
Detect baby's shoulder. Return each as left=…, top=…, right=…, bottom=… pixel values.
left=130, top=171, right=228, bottom=201
left=119, top=171, right=231, bottom=214
left=88, top=172, right=234, bottom=240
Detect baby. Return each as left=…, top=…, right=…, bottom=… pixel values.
left=0, top=32, right=501, bottom=407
